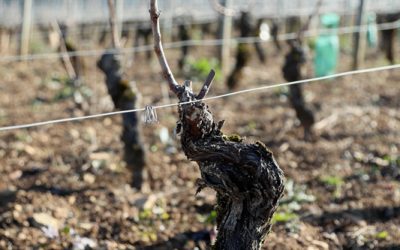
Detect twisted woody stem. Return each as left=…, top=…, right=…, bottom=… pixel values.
left=149, top=1, right=285, bottom=249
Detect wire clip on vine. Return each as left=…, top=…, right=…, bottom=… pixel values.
left=143, top=105, right=158, bottom=124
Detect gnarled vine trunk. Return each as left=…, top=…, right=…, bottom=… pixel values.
left=176, top=83, right=285, bottom=250
left=150, top=1, right=285, bottom=248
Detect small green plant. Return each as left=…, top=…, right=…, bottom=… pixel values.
left=30, top=36, right=48, bottom=54
left=282, top=179, right=316, bottom=204
left=374, top=230, right=389, bottom=240
left=138, top=200, right=169, bottom=223
left=51, top=77, right=92, bottom=101
left=246, top=121, right=257, bottom=131
left=15, top=131, right=32, bottom=142
left=0, top=109, right=6, bottom=123
left=150, top=144, right=158, bottom=152
left=320, top=175, right=344, bottom=198
left=272, top=211, right=298, bottom=223
left=139, top=208, right=153, bottom=221
left=205, top=210, right=217, bottom=225
left=160, top=212, right=170, bottom=220
left=383, top=155, right=400, bottom=168
left=62, top=226, right=71, bottom=235
left=197, top=209, right=218, bottom=226
left=307, top=38, right=316, bottom=50
left=186, top=57, right=221, bottom=81
left=321, top=175, right=343, bottom=186
left=139, top=230, right=157, bottom=242
left=273, top=86, right=289, bottom=98
left=272, top=180, right=315, bottom=225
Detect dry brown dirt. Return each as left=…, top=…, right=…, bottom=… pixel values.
left=0, top=41, right=399, bottom=249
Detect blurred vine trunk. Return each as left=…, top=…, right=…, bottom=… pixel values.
left=97, top=54, right=146, bottom=189
left=378, top=12, right=400, bottom=65
left=134, top=22, right=153, bottom=61
left=178, top=20, right=191, bottom=71
left=226, top=11, right=253, bottom=90
left=56, top=23, right=88, bottom=111
left=282, top=40, right=315, bottom=141
left=271, top=19, right=282, bottom=52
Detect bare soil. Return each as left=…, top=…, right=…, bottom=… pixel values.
left=0, top=41, right=399, bottom=249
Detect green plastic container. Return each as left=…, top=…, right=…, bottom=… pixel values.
left=367, top=13, right=378, bottom=48
left=314, top=13, right=340, bottom=77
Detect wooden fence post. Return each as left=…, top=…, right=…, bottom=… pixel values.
left=116, top=0, right=124, bottom=40
left=20, top=0, right=33, bottom=57
left=218, top=0, right=233, bottom=79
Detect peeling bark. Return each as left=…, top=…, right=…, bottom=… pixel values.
left=176, top=84, right=285, bottom=250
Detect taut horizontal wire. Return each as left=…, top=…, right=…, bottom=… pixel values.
left=0, top=63, right=399, bottom=132
left=0, top=21, right=398, bottom=63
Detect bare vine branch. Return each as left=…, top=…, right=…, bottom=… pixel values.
left=208, top=0, right=256, bottom=17
left=298, top=0, right=324, bottom=41
left=52, top=21, right=77, bottom=80
left=149, top=0, right=181, bottom=94
left=208, top=0, right=237, bottom=17
left=197, top=69, right=215, bottom=99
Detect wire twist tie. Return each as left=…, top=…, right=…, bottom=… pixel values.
left=143, top=105, right=158, bottom=124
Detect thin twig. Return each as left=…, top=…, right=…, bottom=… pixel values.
left=208, top=0, right=256, bottom=17
left=107, top=0, right=121, bottom=49
left=208, top=0, right=237, bottom=17
left=52, top=21, right=77, bottom=79
left=149, top=0, right=181, bottom=95
left=298, top=0, right=323, bottom=41
left=197, top=69, right=215, bottom=99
